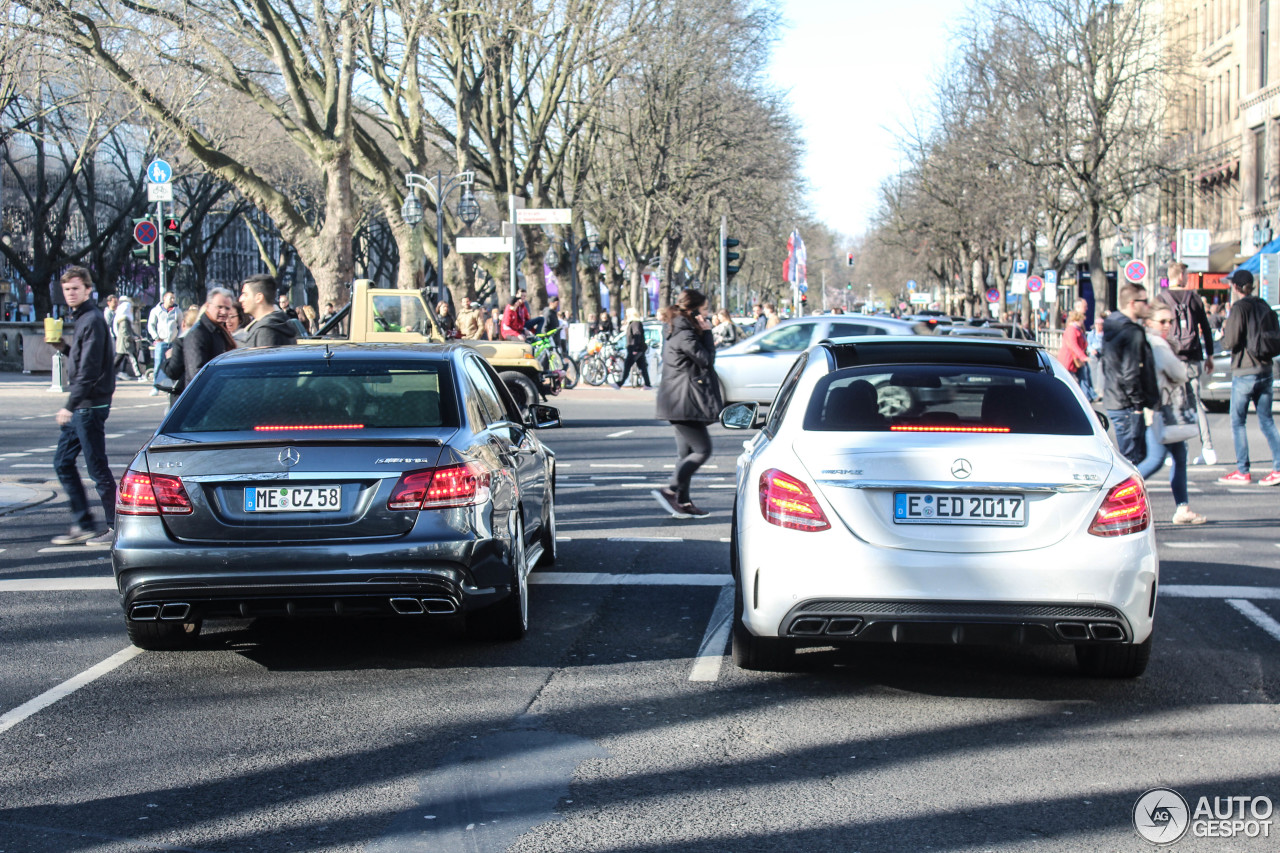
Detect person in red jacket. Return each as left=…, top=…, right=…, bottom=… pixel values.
left=501, top=290, right=530, bottom=340
left=1057, top=309, right=1092, bottom=398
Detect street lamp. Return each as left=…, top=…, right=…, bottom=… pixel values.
left=564, top=230, right=603, bottom=322
left=403, top=170, right=477, bottom=303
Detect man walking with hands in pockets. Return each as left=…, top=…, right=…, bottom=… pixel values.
left=50, top=267, right=117, bottom=547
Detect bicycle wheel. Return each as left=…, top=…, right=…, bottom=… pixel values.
left=582, top=356, right=607, bottom=386
left=560, top=355, right=580, bottom=389
left=606, top=355, right=624, bottom=385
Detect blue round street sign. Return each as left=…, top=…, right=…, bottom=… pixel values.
left=907, top=279, right=917, bottom=291
left=134, top=220, right=157, bottom=245
left=147, top=159, right=173, bottom=184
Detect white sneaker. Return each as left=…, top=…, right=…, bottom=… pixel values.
left=148, top=388, right=160, bottom=396
left=1171, top=506, right=1207, bottom=525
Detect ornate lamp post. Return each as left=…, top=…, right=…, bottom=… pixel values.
left=402, top=170, right=478, bottom=303
left=564, top=226, right=603, bottom=322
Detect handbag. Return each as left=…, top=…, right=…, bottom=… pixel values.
left=1154, top=380, right=1199, bottom=445
left=153, top=342, right=186, bottom=395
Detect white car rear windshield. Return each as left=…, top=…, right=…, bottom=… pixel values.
left=803, top=365, right=1094, bottom=435
left=166, top=362, right=458, bottom=433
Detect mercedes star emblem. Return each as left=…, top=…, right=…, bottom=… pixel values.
left=278, top=448, right=301, bottom=467
left=951, top=458, right=972, bottom=479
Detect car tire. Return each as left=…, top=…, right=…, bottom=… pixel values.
left=731, top=579, right=796, bottom=672
left=536, top=484, right=557, bottom=568
left=126, top=618, right=202, bottom=651
left=499, top=371, right=540, bottom=415
left=1075, top=636, right=1151, bottom=678
left=467, top=514, right=529, bottom=641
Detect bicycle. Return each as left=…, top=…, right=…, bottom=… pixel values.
left=580, top=332, right=624, bottom=386
left=530, top=329, right=578, bottom=389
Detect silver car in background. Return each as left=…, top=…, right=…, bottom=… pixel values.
left=715, top=315, right=926, bottom=406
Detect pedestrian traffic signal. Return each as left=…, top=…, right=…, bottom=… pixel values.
left=162, top=218, right=181, bottom=269
left=723, top=236, right=741, bottom=279
left=846, top=252, right=854, bottom=267
left=800, top=293, right=807, bottom=304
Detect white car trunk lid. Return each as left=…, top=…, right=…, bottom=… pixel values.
left=798, top=433, right=1114, bottom=553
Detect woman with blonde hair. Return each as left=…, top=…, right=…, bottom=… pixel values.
left=712, top=308, right=739, bottom=349
left=614, top=306, right=652, bottom=389
left=1057, top=309, right=1091, bottom=397
left=1138, top=304, right=1206, bottom=524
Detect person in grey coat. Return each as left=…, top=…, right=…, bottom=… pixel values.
left=652, top=288, right=723, bottom=519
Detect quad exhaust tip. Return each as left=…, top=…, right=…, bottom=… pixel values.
left=1056, top=622, right=1124, bottom=642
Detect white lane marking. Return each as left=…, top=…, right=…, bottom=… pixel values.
left=0, top=646, right=143, bottom=735
left=1227, top=488, right=1259, bottom=494
left=607, top=536, right=685, bottom=542
left=0, top=577, right=115, bottom=592
left=555, top=483, right=597, bottom=489
left=105, top=433, right=125, bottom=439
left=9, top=464, right=50, bottom=468
left=689, top=584, right=735, bottom=682
left=662, top=464, right=719, bottom=469
left=1226, top=599, right=1280, bottom=643
left=708, top=484, right=735, bottom=489
left=1162, top=585, right=1280, bottom=599
left=589, top=463, right=643, bottom=468
left=531, top=573, right=731, bottom=586
left=584, top=475, right=646, bottom=480
left=1160, top=542, right=1238, bottom=549
left=1185, top=487, right=1203, bottom=494
left=555, top=537, right=573, bottom=542
left=719, top=537, right=731, bottom=543
left=605, top=430, right=634, bottom=438
left=0, top=453, right=30, bottom=458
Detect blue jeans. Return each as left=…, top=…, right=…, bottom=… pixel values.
left=153, top=340, right=171, bottom=374
left=53, top=406, right=116, bottom=529
left=1074, top=363, right=1096, bottom=401
left=1137, top=424, right=1189, bottom=505
left=1107, top=407, right=1146, bottom=467
left=1229, top=373, right=1280, bottom=474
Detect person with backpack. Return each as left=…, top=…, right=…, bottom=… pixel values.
left=1159, top=261, right=1217, bottom=463
left=1217, top=269, right=1280, bottom=485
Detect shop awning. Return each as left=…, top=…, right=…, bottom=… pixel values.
left=1234, top=236, right=1280, bottom=274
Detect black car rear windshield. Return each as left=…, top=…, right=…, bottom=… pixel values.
left=803, top=365, right=1094, bottom=435
left=166, top=361, right=458, bottom=433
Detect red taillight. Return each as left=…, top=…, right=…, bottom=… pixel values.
left=253, top=424, right=364, bottom=431
left=388, top=464, right=492, bottom=511
left=117, top=470, right=193, bottom=516
left=1088, top=477, right=1149, bottom=536
left=759, top=468, right=831, bottom=532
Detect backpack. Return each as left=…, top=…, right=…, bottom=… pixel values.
left=1245, top=299, right=1280, bottom=363
left=1161, top=290, right=1205, bottom=359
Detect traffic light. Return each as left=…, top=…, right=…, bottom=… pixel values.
left=162, top=218, right=181, bottom=269
left=846, top=252, right=854, bottom=267
left=723, top=236, right=740, bottom=279
left=800, top=293, right=807, bottom=305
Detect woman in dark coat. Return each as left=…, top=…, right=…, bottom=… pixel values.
left=614, top=306, right=652, bottom=389
left=652, top=289, right=723, bottom=519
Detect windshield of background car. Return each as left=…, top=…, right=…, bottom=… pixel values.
left=165, top=361, right=459, bottom=433
left=802, top=364, right=1094, bottom=435
left=755, top=323, right=814, bottom=352
left=370, top=293, right=432, bottom=334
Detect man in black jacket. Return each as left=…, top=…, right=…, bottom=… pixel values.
left=239, top=274, right=299, bottom=348
left=50, top=267, right=117, bottom=546
left=1102, top=283, right=1159, bottom=466
left=1217, top=269, right=1280, bottom=484
left=183, top=287, right=237, bottom=387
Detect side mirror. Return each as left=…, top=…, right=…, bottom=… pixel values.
left=525, top=404, right=562, bottom=429
left=743, top=343, right=762, bottom=354
left=720, top=401, right=761, bottom=430
left=1095, top=410, right=1110, bottom=431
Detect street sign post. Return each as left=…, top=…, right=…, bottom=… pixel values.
left=147, top=159, right=173, bottom=184
left=1044, top=269, right=1058, bottom=303
left=147, top=182, right=173, bottom=202
left=1124, top=259, right=1148, bottom=284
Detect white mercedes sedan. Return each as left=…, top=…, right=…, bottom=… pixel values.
left=722, top=336, right=1158, bottom=678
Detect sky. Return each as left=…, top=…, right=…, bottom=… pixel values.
left=766, top=0, right=973, bottom=240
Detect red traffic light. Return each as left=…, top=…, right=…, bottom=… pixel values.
left=164, top=218, right=180, bottom=231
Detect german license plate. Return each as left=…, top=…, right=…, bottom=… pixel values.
left=893, top=492, right=1026, bottom=526
left=245, top=485, right=341, bottom=513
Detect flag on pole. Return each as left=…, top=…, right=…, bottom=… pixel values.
left=783, top=230, right=808, bottom=292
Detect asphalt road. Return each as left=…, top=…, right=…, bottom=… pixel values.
left=1, top=374, right=1278, bottom=852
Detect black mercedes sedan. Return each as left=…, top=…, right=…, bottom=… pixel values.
left=112, top=343, right=559, bottom=649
